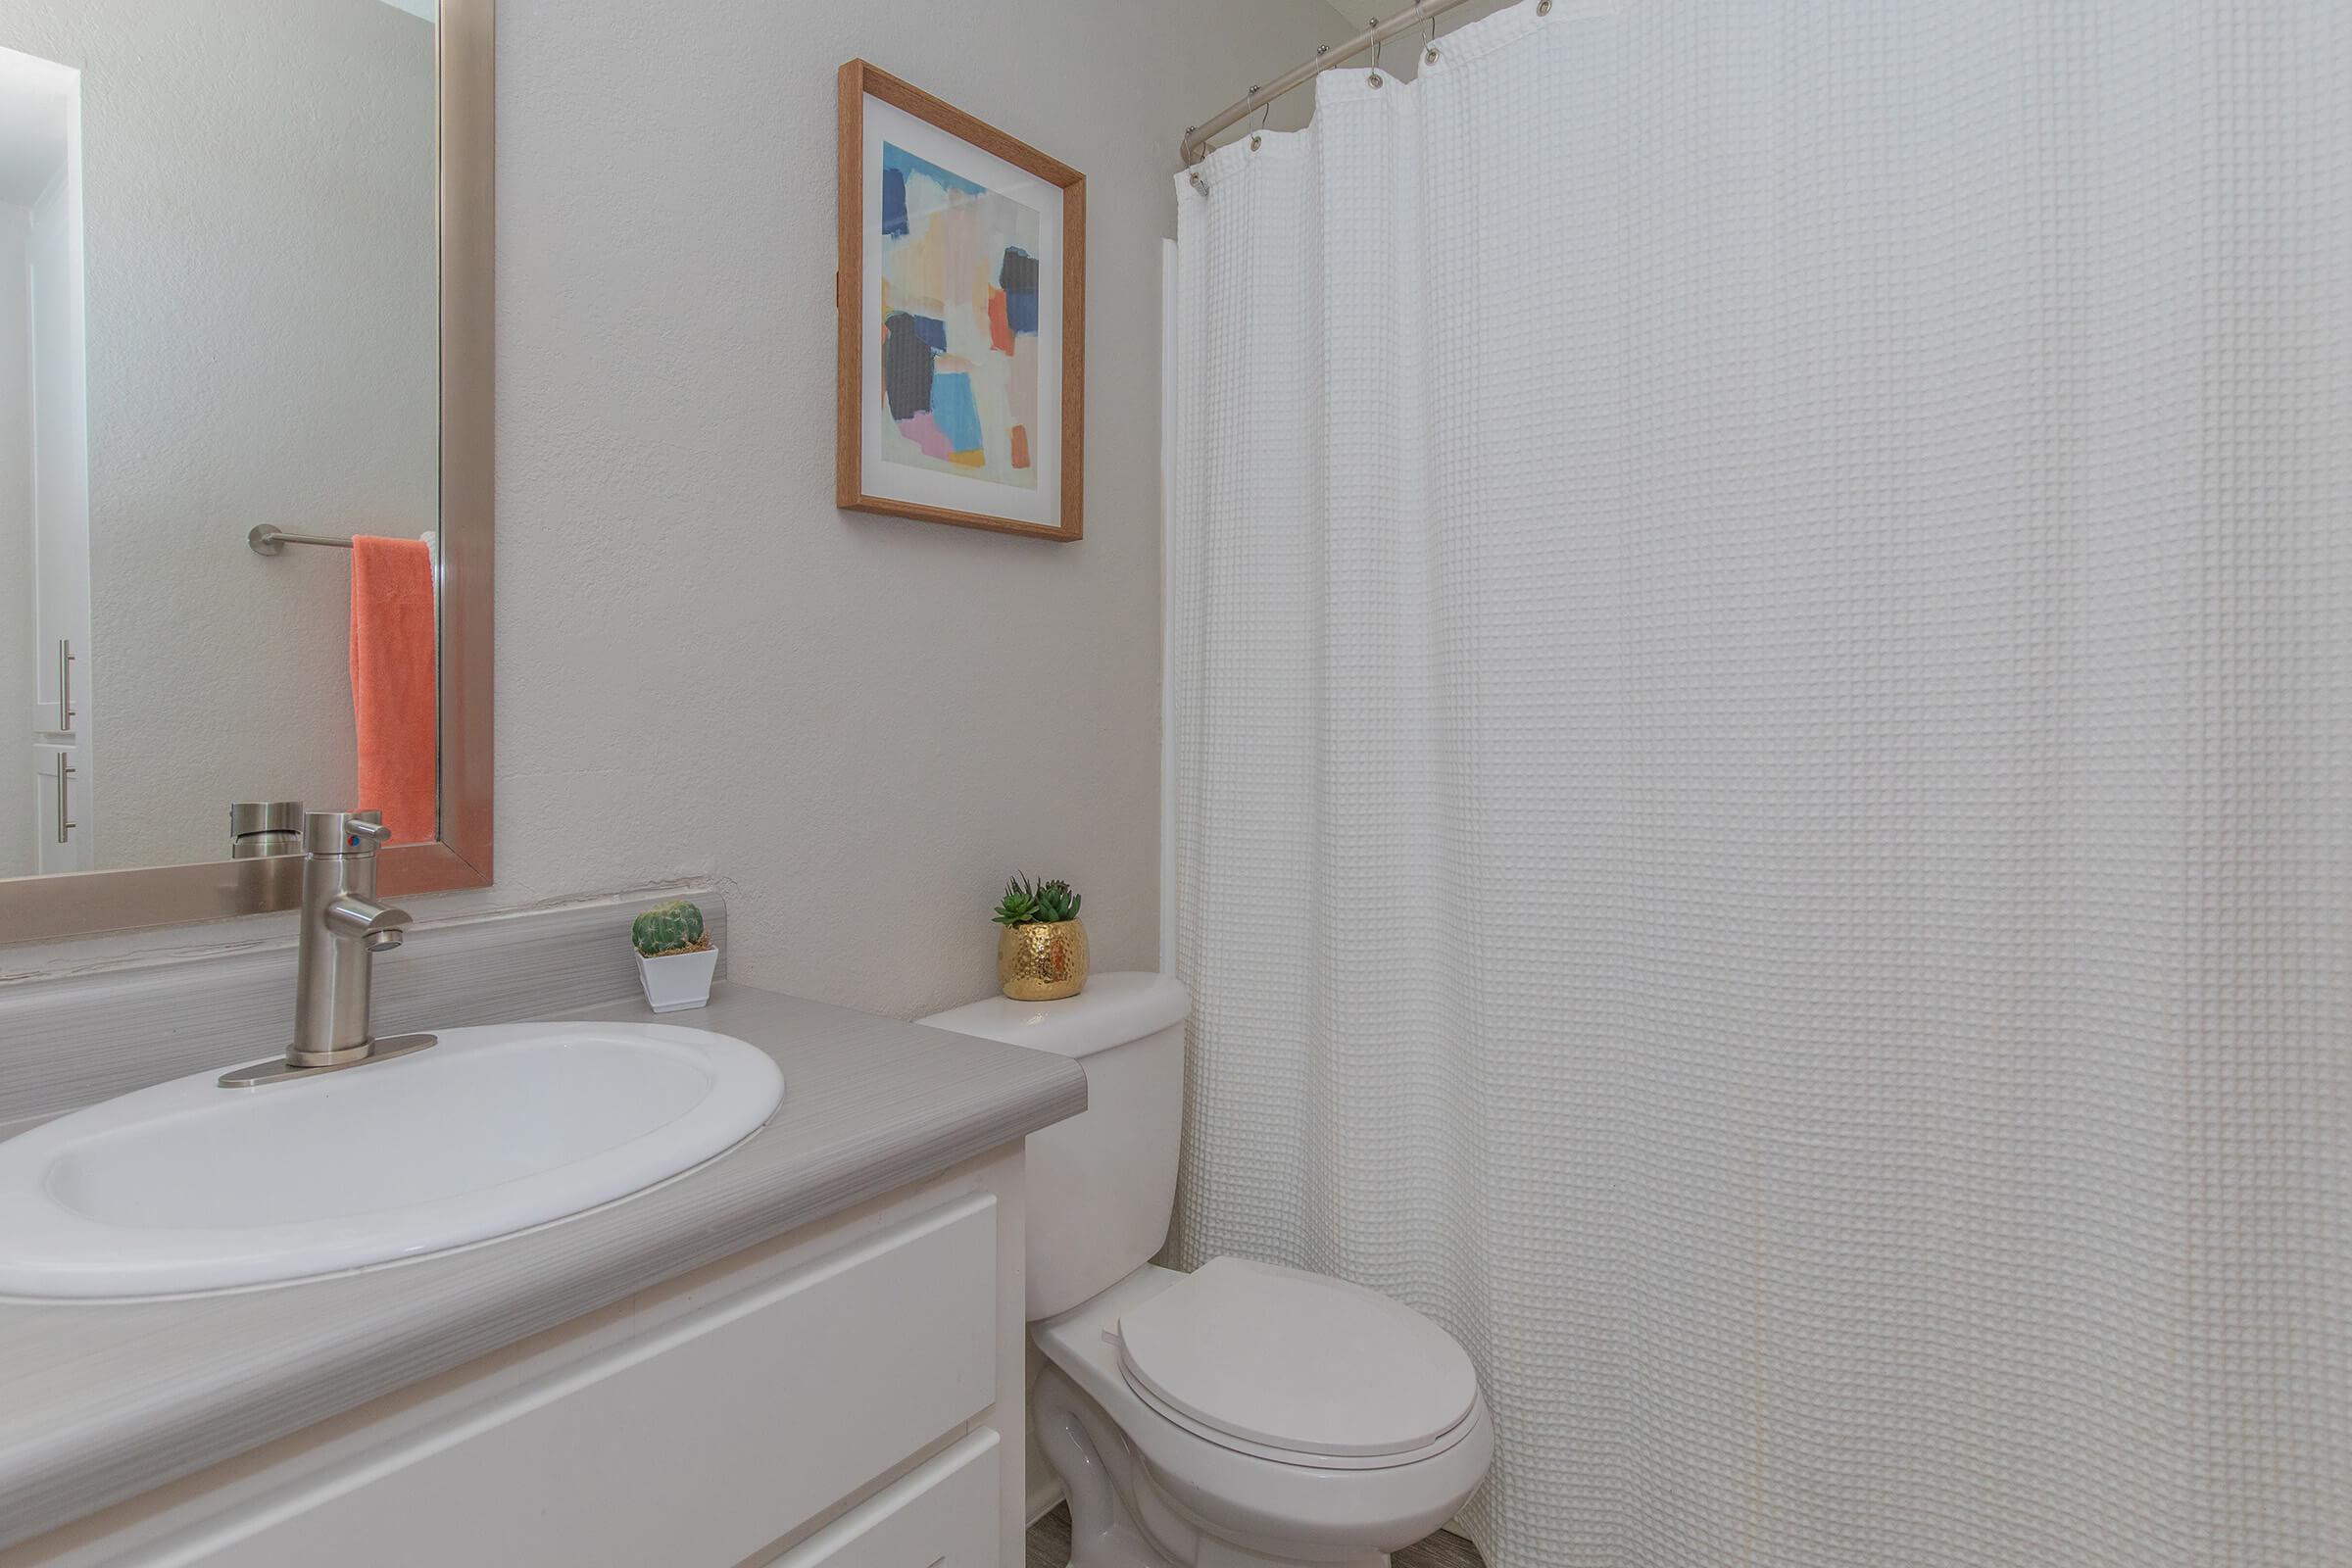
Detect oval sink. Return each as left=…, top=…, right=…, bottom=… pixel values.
left=0, top=1022, right=783, bottom=1299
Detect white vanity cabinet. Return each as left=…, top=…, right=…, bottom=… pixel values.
left=3, top=1148, right=1030, bottom=1568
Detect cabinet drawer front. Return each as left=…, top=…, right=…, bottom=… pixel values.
left=152, top=1195, right=998, bottom=1568
left=763, top=1430, right=998, bottom=1568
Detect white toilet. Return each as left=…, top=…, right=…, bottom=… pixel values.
left=920, top=973, right=1493, bottom=1568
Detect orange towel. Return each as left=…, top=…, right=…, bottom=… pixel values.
left=349, top=536, right=437, bottom=843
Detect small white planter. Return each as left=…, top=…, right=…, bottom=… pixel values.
left=635, top=947, right=718, bottom=1013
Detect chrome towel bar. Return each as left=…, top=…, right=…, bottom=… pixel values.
left=248, top=525, right=356, bottom=555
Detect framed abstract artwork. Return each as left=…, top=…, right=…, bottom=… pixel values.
left=837, top=61, right=1086, bottom=542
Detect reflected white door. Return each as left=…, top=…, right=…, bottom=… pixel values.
left=33, top=742, right=83, bottom=873
left=5, top=50, right=92, bottom=876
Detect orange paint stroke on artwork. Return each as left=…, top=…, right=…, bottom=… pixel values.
left=1009, top=424, right=1031, bottom=469
left=987, top=287, right=1014, bottom=355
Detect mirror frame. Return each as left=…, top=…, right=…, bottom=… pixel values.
left=0, top=0, right=494, bottom=944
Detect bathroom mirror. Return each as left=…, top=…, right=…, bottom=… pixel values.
left=0, top=0, right=492, bottom=941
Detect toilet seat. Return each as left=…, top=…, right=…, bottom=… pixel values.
left=1118, top=1365, right=1484, bottom=1472
left=1114, top=1256, right=1480, bottom=1468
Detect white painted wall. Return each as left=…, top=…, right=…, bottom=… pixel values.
left=0, top=0, right=1355, bottom=1021
left=1308, top=0, right=1522, bottom=84
left=0, top=0, right=436, bottom=871
left=0, top=202, right=31, bottom=878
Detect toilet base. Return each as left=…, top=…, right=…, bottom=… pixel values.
left=1029, top=1266, right=1492, bottom=1568
left=1035, top=1363, right=1389, bottom=1568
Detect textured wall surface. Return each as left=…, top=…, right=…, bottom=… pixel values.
left=1312, top=0, right=1523, bottom=81
left=2, top=0, right=1351, bottom=1020
left=0, top=0, right=436, bottom=872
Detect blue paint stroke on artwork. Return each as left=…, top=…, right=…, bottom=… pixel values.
left=930, top=370, right=984, bottom=454
left=881, top=166, right=909, bottom=237
left=998, top=248, right=1039, bottom=336
left=882, top=311, right=938, bottom=419
left=883, top=142, right=987, bottom=201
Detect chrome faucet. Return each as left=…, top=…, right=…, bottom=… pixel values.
left=219, top=809, right=436, bottom=1088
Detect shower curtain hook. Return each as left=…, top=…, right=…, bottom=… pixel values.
left=1250, top=90, right=1269, bottom=150
left=1425, top=15, right=1441, bottom=66
left=1368, top=17, right=1388, bottom=86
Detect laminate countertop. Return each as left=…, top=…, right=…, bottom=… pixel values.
left=0, top=983, right=1087, bottom=1550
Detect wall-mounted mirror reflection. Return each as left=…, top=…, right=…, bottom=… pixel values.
left=0, top=0, right=439, bottom=880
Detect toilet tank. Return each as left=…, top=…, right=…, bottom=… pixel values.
left=919, top=972, right=1191, bottom=1320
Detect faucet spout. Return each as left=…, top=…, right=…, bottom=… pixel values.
left=324, top=893, right=412, bottom=950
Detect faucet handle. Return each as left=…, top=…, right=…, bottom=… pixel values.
left=304, top=809, right=392, bottom=857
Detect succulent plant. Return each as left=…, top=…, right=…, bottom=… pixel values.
left=631, top=899, right=709, bottom=957
left=992, top=877, right=1039, bottom=927
left=992, top=873, right=1083, bottom=927
left=1032, top=878, right=1081, bottom=923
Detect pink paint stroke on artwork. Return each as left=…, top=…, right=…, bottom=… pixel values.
left=897, top=411, right=956, bottom=460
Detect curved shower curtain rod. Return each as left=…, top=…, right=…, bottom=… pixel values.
left=1180, top=0, right=1523, bottom=168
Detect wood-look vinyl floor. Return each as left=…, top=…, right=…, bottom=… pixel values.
left=1024, top=1504, right=1486, bottom=1568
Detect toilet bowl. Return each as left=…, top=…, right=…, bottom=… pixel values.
left=1032, top=1261, right=1493, bottom=1568
left=919, top=975, right=1493, bottom=1568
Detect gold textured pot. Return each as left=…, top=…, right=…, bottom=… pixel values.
left=998, top=919, right=1090, bottom=1001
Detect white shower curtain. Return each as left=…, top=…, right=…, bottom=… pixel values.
left=1167, top=3, right=2351, bottom=1565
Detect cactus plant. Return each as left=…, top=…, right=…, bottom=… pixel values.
left=631, top=899, right=709, bottom=957
left=992, top=874, right=1082, bottom=927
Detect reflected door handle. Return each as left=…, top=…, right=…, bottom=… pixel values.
left=56, top=639, right=74, bottom=731
left=56, top=760, right=74, bottom=845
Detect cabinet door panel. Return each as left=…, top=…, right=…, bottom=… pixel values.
left=141, top=1195, right=998, bottom=1568
left=763, top=1430, right=998, bottom=1568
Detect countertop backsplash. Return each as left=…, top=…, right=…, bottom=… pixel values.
left=0, top=889, right=727, bottom=1135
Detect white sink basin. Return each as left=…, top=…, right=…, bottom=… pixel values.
left=0, top=1022, right=783, bottom=1299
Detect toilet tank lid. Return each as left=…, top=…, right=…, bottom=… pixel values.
left=917, top=971, right=1191, bottom=1058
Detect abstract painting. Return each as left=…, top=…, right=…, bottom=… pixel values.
left=839, top=62, right=1086, bottom=541
left=876, top=143, right=1039, bottom=488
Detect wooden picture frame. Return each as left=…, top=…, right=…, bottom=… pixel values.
left=837, top=61, right=1086, bottom=542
